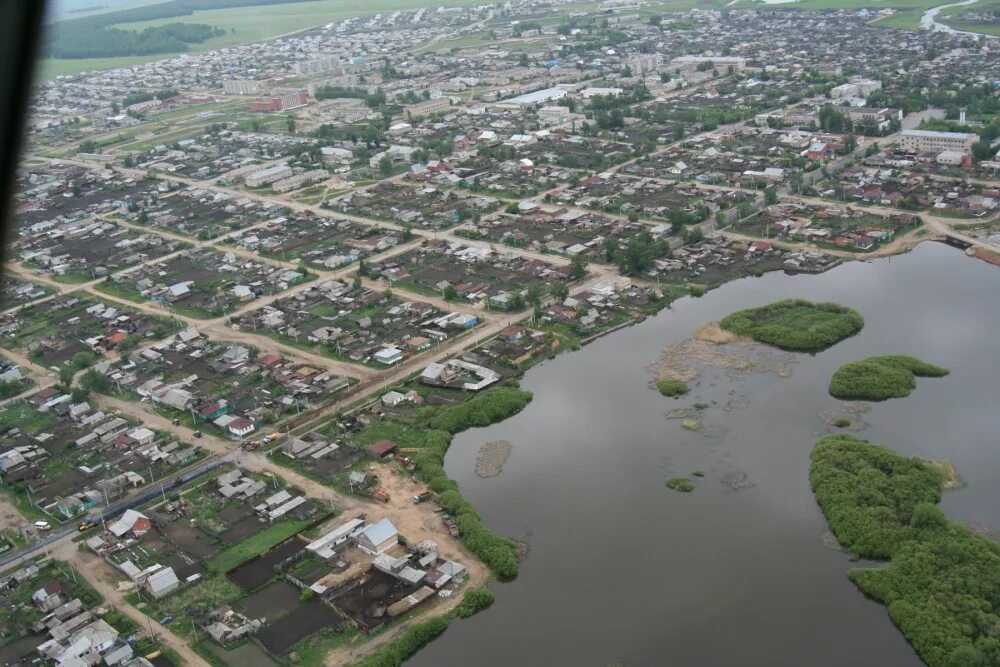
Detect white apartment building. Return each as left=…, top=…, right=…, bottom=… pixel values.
left=899, top=130, right=977, bottom=156
left=244, top=164, right=293, bottom=188
left=222, top=79, right=262, bottom=96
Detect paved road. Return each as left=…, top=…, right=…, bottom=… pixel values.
left=0, top=454, right=230, bottom=570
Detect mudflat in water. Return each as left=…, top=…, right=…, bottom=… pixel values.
left=408, top=242, right=1000, bottom=667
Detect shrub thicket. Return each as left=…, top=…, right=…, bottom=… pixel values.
left=414, top=387, right=533, bottom=579
left=810, top=434, right=1000, bottom=667
left=828, top=355, right=948, bottom=401
left=454, top=587, right=495, bottom=618
left=665, top=477, right=694, bottom=492
left=657, top=379, right=689, bottom=397
left=720, top=299, right=864, bottom=352
left=429, top=388, right=533, bottom=433
left=353, top=616, right=449, bottom=667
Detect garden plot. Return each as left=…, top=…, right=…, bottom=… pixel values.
left=516, top=133, right=639, bottom=171
left=446, top=154, right=581, bottom=199
left=627, top=127, right=831, bottom=186
left=651, top=236, right=791, bottom=286
left=137, top=129, right=319, bottom=182
left=121, top=186, right=281, bottom=240
left=15, top=169, right=156, bottom=231
left=374, top=240, right=576, bottom=308
left=0, top=293, right=178, bottom=371
left=819, top=165, right=999, bottom=218
left=332, top=181, right=501, bottom=230
left=0, top=560, right=120, bottom=667
left=98, top=248, right=311, bottom=318
left=232, top=280, right=477, bottom=367
left=736, top=200, right=922, bottom=251
left=0, top=399, right=202, bottom=520
left=108, top=334, right=349, bottom=433
left=554, top=174, right=711, bottom=221
left=16, top=220, right=187, bottom=283
left=0, top=278, right=50, bottom=308
left=227, top=214, right=402, bottom=269
left=456, top=205, right=675, bottom=261
left=250, top=582, right=344, bottom=656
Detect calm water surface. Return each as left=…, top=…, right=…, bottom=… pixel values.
left=409, top=242, right=1000, bottom=667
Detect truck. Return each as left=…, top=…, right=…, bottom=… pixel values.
left=78, top=515, right=99, bottom=532
left=372, top=489, right=390, bottom=503
left=412, top=491, right=432, bottom=504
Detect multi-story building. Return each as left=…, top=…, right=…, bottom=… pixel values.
left=223, top=79, right=262, bottom=96
left=295, top=55, right=338, bottom=76
left=250, top=90, right=309, bottom=113
left=899, top=129, right=978, bottom=156
left=244, top=164, right=293, bottom=187
left=403, top=97, right=451, bottom=118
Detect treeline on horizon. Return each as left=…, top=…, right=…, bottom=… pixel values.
left=47, top=0, right=318, bottom=59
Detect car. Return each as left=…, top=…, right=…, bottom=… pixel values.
left=192, top=430, right=202, bottom=438
left=34, top=520, right=50, bottom=531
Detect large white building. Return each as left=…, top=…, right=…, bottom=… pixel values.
left=899, top=129, right=977, bottom=156
left=244, top=164, right=293, bottom=187
left=222, top=79, right=262, bottom=96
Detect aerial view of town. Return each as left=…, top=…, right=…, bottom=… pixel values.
left=0, top=0, right=997, bottom=665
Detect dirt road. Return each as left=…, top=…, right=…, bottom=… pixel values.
left=53, top=541, right=212, bottom=667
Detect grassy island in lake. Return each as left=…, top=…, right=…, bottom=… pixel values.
left=657, top=378, right=689, bottom=397
left=719, top=299, right=864, bottom=352
left=828, top=355, right=949, bottom=401
left=810, top=434, right=1000, bottom=667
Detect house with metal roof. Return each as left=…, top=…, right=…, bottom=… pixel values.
left=357, top=518, right=398, bottom=554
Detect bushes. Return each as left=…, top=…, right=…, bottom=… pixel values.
left=810, top=434, right=942, bottom=559
left=665, top=477, right=694, bottom=492
left=454, top=586, right=495, bottom=619
left=353, top=616, right=449, bottom=667
left=810, top=434, right=1000, bottom=667
left=656, top=379, right=689, bottom=397
left=720, top=299, right=864, bottom=352
left=828, top=355, right=949, bottom=401
left=412, top=428, right=520, bottom=579
left=429, top=388, right=533, bottom=434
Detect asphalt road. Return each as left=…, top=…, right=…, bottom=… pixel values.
left=0, top=453, right=232, bottom=569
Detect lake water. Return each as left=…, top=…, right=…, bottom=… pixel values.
left=409, top=242, right=1000, bottom=667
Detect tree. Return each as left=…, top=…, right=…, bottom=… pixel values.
left=552, top=282, right=569, bottom=301
left=286, top=117, right=296, bottom=133
left=443, top=285, right=458, bottom=300
left=764, top=187, right=779, bottom=205
left=123, top=154, right=133, bottom=168
left=570, top=254, right=588, bottom=280
left=972, top=139, right=993, bottom=162
left=362, top=124, right=383, bottom=148
left=378, top=156, right=394, bottom=176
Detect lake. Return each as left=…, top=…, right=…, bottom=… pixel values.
left=409, top=242, right=1000, bottom=667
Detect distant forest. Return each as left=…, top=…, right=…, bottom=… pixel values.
left=47, top=0, right=318, bottom=59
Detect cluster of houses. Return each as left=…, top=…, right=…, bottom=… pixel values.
left=21, top=564, right=148, bottom=667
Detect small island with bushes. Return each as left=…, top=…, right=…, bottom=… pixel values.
left=810, top=434, right=999, bottom=667
left=657, top=378, right=689, bottom=397
left=665, top=477, right=695, bottom=492
left=828, top=355, right=949, bottom=401
left=719, top=299, right=864, bottom=352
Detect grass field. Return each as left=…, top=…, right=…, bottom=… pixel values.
left=206, top=519, right=312, bottom=573
left=107, top=0, right=486, bottom=50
